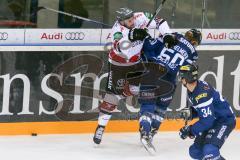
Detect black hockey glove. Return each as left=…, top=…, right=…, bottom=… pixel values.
left=129, top=28, right=149, bottom=42
left=163, top=33, right=178, bottom=48
left=179, top=125, right=195, bottom=140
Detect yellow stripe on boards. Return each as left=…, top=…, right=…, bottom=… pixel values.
left=0, top=118, right=239, bottom=135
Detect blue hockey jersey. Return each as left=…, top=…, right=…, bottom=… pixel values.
left=188, top=80, right=236, bottom=136
left=142, top=33, right=198, bottom=84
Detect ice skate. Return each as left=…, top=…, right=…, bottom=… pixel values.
left=140, top=134, right=156, bottom=155
left=93, top=125, right=105, bottom=146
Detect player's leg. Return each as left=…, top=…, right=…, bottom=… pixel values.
left=188, top=132, right=207, bottom=159
left=150, top=108, right=165, bottom=139
left=93, top=63, right=123, bottom=145
left=139, top=103, right=155, bottom=138
left=123, top=62, right=146, bottom=97
left=202, top=144, right=222, bottom=160
left=138, top=103, right=157, bottom=155
left=138, top=85, right=157, bottom=139
left=151, top=91, right=174, bottom=139
left=189, top=144, right=203, bottom=159
left=93, top=63, right=144, bottom=145
left=138, top=85, right=157, bottom=154
left=93, top=93, right=119, bottom=144
left=202, top=119, right=236, bottom=160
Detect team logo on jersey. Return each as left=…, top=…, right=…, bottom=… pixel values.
left=160, top=96, right=173, bottom=102
left=113, top=32, right=123, bottom=40
left=107, top=71, right=113, bottom=90
left=117, top=79, right=125, bottom=88
left=195, top=93, right=207, bottom=103
left=144, top=12, right=153, bottom=19
left=217, top=125, right=227, bottom=139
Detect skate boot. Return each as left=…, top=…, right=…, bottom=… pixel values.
left=220, top=156, right=226, bottom=160
left=149, top=128, right=158, bottom=142
left=93, top=125, right=105, bottom=145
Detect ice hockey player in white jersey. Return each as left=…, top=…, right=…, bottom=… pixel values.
left=93, top=7, right=176, bottom=145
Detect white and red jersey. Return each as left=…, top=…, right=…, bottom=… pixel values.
left=109, top=12, right=172, bottom=66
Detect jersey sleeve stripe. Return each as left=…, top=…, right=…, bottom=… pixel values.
left=193, top=98, right=213, bottom=108
left=156, top=19, right=166, bottom=29
left=186, top=59, right=193, bottom=64
left=158, top=19, right=166, bottom=26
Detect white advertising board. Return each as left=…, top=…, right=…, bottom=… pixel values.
left=24, top=29, right=101, bottom=45
left=0, top=29, right=239, bottom=47
left=202, top=29, right=240, bottom=44
left=0, top=29, right=25, bottom=45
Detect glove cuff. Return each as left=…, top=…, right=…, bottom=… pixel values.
left=188, top=125, right=195, bottom=138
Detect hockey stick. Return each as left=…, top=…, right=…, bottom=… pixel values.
left=184, top=95, right=190, bottom=126
left=36, top=6, right=111, bottom=27
left=201, top=0, right=205, bottom=32
left=146, top=0, right=167, bottom=27
left=184, top=112, right=189, bottom=126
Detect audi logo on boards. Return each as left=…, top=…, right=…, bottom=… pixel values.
left=228, top=32, right=240, bottom=40
left=0, top=32, right=8, bottom=40
left=65, top=32, right=85, bottom=40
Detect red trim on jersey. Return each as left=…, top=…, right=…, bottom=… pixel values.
left=109, top=49, right=126, bottom=63
left=129, top=52, right=141, bottom=62
left=109, top=49, right=141, bottom=63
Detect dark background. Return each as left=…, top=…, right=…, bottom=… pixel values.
left=0, top=0, right=239, bottom=28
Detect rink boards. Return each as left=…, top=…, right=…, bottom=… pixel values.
left=0, top=50, right=239, bottom=135
left=0, top=119, right=239, bottom=135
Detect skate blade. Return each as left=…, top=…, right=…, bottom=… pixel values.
left=141, top=138, right=156, bottom=156
left=93, top=143, right=100, bottom=148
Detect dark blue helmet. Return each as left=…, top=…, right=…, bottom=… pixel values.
left=179, top=64, right=198, bottom=83
left=185, top=29, right=202, bottom=46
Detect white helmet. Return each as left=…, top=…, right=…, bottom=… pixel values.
left=116, top=7, right=134, bottom=21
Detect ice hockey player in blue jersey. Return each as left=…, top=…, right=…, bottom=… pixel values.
left=138, top=29, right=202, bottom=154
left=178, top=64, right=236, bottom=160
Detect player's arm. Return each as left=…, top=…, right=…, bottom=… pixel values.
left=142, top=38, right=163, bottom=62
left=182, top=47, right=199, bottom=66
left=190, top=97, right=215, bottom=136
left=143, top=12, right=172, bottom=35
left=179, top=97, right=215, bottom=140
left=145, top=13, right=178, bottom=48
left=192, top=51, right=199, bottom=62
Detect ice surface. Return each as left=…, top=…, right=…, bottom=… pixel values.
left=0, top=131, right=239, bottom=160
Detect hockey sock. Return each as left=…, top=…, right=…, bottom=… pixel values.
left=139, top=114, right=152, bottom=136
left=151, top=114, right=164, bottom=129
left=189, top=144, right=203, bottom=159
left=202, top=144, right=221, bottom=160
left=98, top=112, right=112, bottom=126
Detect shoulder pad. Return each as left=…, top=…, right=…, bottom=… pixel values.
left=201, top=81, right=210, bottom=90
left=144, top=12, right=153, bottom=19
